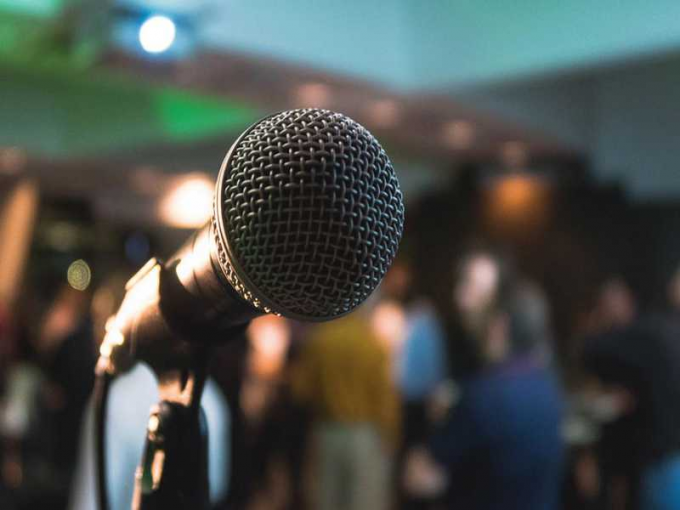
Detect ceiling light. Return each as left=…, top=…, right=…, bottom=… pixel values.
left=369, top=99, right=400, bottom=128
left=159, top=173, right=213, bottom=228
left=443, top=120, right=475, bottom=149
left=139, top=15, right=176, bottom=54
left=296, top=83, right=331, bottom=108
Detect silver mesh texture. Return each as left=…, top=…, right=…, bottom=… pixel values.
left=215, top=109, right=404, bottom=320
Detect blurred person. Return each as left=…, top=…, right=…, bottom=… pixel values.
left=397, top=300, right=446, bottom=442
left=38, top=285, right=96, bottom=492
left=584, top=269, right=680, bottom=510
left=580, top=277, right=641, bottom=510
left=395, top=299, right=447, bottom=510
left=425, top=251, right=564, bottom=510
left=589, top=277, right=637, bottom=333
left=370, top=261, right=448, bottom=509
left=242, top=318, right=317, bottom=510
left=0, top=283, right=97, bottom=509
left=291, top=302, right=400, bottom=510
left=237, top=316, right=302, bottom=509
left=0, top=295, right=40, bottom=510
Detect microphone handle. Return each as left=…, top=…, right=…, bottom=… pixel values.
left=106, top=224, right=258, bottom=374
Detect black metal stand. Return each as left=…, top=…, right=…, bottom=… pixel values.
left=95, top=255, right=252, bottom=510
left=132, top=363, right=211, bottom=510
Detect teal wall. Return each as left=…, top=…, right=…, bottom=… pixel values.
left=195, top=0, right=680, bottom=91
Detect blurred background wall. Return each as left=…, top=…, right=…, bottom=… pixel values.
left=1, top=2, right=680, bottom=509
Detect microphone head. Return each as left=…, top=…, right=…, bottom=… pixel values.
left=213, top=108, right=404, bottom=321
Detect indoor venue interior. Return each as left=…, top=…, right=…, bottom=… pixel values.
left=1, top=2, right=680, bottom=510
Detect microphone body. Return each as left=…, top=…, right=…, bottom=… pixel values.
left=100, top=108, right=405, bottom=375
left=105, top=225, right=258, bottom=373
left=96, top=109, right=403, bottom=510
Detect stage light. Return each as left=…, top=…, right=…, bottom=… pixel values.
left=296, top=83, right=331, bottom=108
left=371, top=300, right=406, bottom=351
left=485, top=173, right=551, bottom=234
left=159, top=173, right=213, bottom=228
left=139, top=15, right=176, bottom=54
left=369, top=99, right=400, bottom=128
left=443, top=120, right=475, bottom=149
left=67, top=259, right=92, bottom=291
left=493, top=175, right=540, bottom=212
left=248, top=316, right=291, bottom=378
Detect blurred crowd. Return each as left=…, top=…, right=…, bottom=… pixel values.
left=2, top=243, right=680, bottom=510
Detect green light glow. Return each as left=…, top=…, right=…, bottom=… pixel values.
left=155, top=90, right=257, bottom=143
left=0, top=49, right=260, bottom=157
left=0, top=0, right=63, bottom=18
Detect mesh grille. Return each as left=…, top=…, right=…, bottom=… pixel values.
left=215, top=109, right=404, bottom=320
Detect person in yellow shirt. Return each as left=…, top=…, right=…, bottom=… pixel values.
left=291, top=306, right=400, bottom=510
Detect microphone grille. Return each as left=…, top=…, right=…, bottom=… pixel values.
left=214, top=109, right=404, bottom=320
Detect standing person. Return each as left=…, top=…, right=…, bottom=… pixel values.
left=581, top=277, right=641, bottom=510
left=398, top=301, right=447, bottom=443
left=396, top=300, right=447, bottom=509
left=584, top=267, right=680, bottom=510
left=427, top=251, right=564, bottom=510
left=291, top=305, right=399, bottom=510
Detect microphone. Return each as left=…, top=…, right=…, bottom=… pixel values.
left=100, top=109, right=404, bottom=373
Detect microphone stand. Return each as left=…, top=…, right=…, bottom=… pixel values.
left=97, top=244, right=256, bottom=510
left=131, top=348, right=211, bottom=510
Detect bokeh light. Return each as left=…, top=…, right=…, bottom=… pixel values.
left=159, top=173, right=213, bottom=228
left=443, top=120, right=476, bottom=149
left=139, top=15, right=177, bottom=54
left=67, top=259, right=92, bottom=291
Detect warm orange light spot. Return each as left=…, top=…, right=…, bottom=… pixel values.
left=496, top=175, right=538, bottom=211
left=248, top=316, right=291, bottom=379
left=486, top=174, right=550, bottom=234
left=371, top=300, right=406, bottom=352
left=159, top=173, right=213, bottom=228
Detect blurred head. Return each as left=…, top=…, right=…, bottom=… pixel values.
left=591, top=277, right=636, bottom=332
left=453, top=248, right=510, bottom=340
left=482, top=280, right=552, bottom=365
left=371, top=299, right=407, bottom=352
left=380, top=260, right=412, bottom=302
left=37, top=283, right=91, bottom=356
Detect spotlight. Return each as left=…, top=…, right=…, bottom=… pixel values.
left=296, top=83, right=331, bottom=108
left=368, top=99, right=400, bottom=129
left=443, top=120, right=475, bottom=149
left=159, top=173, right=213, bottom=228
left=139, top=15, right=176, bottom=54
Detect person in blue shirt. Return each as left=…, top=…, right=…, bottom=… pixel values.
left=397, top=301, right=448, bottom=509
left=398, top=302, right=447, bottom=404
left=428, top=252, right=564, bottom=510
